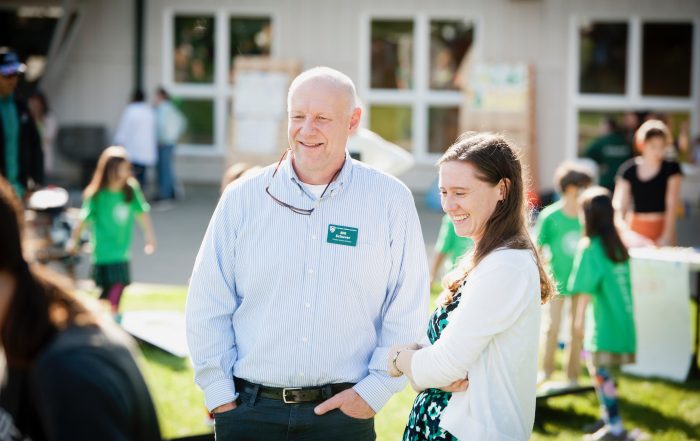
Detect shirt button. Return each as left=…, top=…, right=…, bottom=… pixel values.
left=302, top=337, right=308, bottom=343
left=308, top=268, right=314, bottom=275
left=305, top=303, right=311, bottom=308
left=299, top=372, right=305, bottom=377
left=311, top=234, right=317, bottom=240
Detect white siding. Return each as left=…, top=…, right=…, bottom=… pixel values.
left=43, top=0, right=700, bottom=190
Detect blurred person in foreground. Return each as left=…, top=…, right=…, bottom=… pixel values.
left=0, top=176, right=161, bottom=441
left=0, top=48, right=43, bottom=198
left=389, top=132, right=555, bottom=441
left=186, top=67, right=428, bottom=440
left=614, top=119, right=683, bottom=246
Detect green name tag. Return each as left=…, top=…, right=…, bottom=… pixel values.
left=327, top=224, right=358, bottom=247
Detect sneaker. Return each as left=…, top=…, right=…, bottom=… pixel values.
left=582, top=419, right=605, bottom=434
left=583, top=426, right=628, bottom=441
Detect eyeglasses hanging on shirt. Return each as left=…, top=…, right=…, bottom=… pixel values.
left=265, top=148, right=343, bottom=215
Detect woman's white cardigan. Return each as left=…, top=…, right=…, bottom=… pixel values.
left=411, top=249, right=542, bottom=441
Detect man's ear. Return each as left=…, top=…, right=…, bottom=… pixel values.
left=349, top=107, right=361, bottom=132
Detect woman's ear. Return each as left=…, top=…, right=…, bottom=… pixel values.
left=499, top=178, right=511, bottom=201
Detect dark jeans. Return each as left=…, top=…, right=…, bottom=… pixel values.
left=156, top=144, right=176, bottom=200
left=132, top=163, right=147, bottom=190
left=213, top=389, right=375, bottom=441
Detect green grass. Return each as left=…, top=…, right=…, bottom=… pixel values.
left=112, top=284, right=700, bottom=440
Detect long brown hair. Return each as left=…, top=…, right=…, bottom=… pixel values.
left=0, top=177, right=98, bottom=367
left=580, top=186, right=629, bottom=263
left=439, top=132, right=555, bottom=305
left=84, top=145, right=134, bottom=202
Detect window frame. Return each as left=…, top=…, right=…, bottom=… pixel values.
left=567, top=15, right=700, bottom=160
left=162, top=7, right=279, bottom=156
left=359, top=11, right=482, bottom=163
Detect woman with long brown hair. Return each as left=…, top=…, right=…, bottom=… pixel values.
left=0, top=176, right=161, bottom=441
left=388, top=132, right=554, bottom=441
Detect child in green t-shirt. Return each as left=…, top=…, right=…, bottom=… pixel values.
left=536, top=162, right=592, bottom=386
left=69, top=146, right=156, bottom=313
left=566, top=187, right=636, bottom=441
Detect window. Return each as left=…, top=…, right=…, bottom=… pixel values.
left=429, top=20, right=474, bottom=90
left=165, top=11, right=274, bottom=152
left=179, top=99, right=214, bottom=145
left=642, top=22, right=692, bottom=97
left=370, top=20, right=413, bottom=89
left=369, top=105, right=412, bottom=150
left=578, top=110, right=691, bottom=155
left=364, top=15, right=477, bottom=159
left=428, top=107, right=459, bottom=153
left=571, top=17, right=696, bottom=162
left=229, top=17, right=272, bottom=83
left=173, top=16, right=215, bottom=84
left=578, top=22, right=628, bottom=95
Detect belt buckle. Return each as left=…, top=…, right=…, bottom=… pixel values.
left=282, top=387, right=302, bottom=404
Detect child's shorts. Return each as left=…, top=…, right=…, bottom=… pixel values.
left=93, top=261, right=131, bottom=288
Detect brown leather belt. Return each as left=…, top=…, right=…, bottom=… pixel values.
left=234, top=377, right=355, bottom=404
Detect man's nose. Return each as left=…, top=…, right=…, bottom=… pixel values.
left=300, top=118, right=316, bottom=135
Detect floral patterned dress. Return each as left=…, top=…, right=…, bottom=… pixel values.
left=402, top=287, right=463, bottom=441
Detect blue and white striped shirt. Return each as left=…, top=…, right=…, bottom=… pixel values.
left=186, top=153, right=429, bottom=412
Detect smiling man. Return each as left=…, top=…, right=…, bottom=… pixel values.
left=186, top=67, right=429, bottom=441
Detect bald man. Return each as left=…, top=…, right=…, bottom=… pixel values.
left=186, top=67, right=429, bottom=440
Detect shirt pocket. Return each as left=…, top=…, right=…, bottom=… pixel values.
left=328, top=240, right=388, bottom=324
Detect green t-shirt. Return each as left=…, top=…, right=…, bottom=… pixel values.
left=535, top=200, right=581, bottom=294
left=81, top=181, right=149, bottom=264
left=434, top=215, right=474, bottom=269
left=583, top=132, right=632, bottom=191
left=0, top=94, right=21, bottom=196
left=566, top=237, right=636, bottom=354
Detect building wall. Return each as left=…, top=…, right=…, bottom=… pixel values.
left=46, top=0, right=134, bottom=133
left=46, top=0, right=700, bottom=192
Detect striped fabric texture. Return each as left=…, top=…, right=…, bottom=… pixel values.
left=186, top=154, right=430, bottom=412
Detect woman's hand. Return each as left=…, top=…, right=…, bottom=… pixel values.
left=388, top=343, right=420, bottom=377
left=439, top=377, right=469, bottom=393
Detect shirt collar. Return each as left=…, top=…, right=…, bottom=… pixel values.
left=281, top=150, right=354, bottom=196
